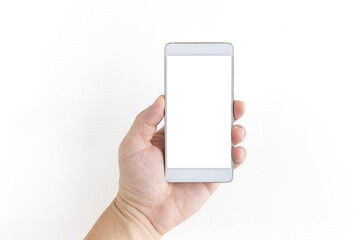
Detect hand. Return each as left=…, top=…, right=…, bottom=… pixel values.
left=115, top=95, right=246, bottom=238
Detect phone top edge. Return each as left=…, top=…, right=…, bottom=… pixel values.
left=165, top=42, right=232, bottom=44
left=165, top=42, right=233, bottom=56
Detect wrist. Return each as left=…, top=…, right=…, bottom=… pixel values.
left=113, top=195, right=162, bottom=240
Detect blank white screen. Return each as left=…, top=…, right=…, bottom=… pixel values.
left=166, top=55, right=232, bottom=168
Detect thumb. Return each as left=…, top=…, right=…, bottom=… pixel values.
left=126, top=95, right=165, bottom=144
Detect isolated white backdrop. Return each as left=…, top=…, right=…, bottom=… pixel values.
left=1, top=0, right=360, bottom=239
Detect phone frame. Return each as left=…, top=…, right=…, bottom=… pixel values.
left=164, top=42, right=234, bottom=183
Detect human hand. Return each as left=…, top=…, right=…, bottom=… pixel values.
left=114, top=95, right=246, bottom=238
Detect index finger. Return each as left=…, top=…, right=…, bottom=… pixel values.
left=234, top=100, right=245, bottom=121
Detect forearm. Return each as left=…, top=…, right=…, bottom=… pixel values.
left=85, top=199, right=161, bottom=240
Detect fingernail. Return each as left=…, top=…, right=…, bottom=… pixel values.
left=235, top=148, right=245, bottom=162
left=234, top=125, right=246, bottom=138
left=240, top=148, right=245, bottom=158
left=239, top=127, right=246, bottom=138
left=153, top=95, right=164, bottom=105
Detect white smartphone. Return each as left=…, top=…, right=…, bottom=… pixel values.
left=165, top=42, right=234, bottom=182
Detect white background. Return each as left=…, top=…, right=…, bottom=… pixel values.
left=167, top=56, right=232, bottom=168
left=0, top=0, right=360, bottom=239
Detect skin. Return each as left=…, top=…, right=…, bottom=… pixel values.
left=85, top=95, right=246, bottom=239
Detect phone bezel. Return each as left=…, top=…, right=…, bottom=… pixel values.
left=164, top=42, right=234, bottom=183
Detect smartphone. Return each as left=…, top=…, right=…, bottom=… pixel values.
left=164, top=42, right=234, bottom=182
